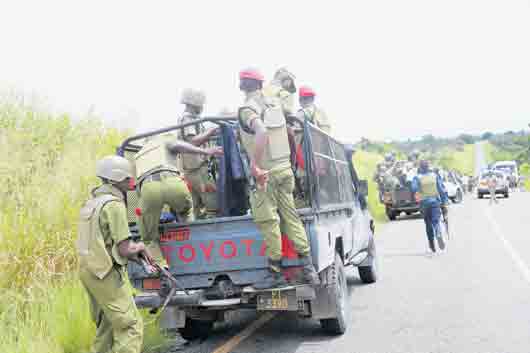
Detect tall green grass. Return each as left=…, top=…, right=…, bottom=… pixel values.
left=0, top=98, right=168, bottom=353
left=352, top=150, right=387, bottom=223
left=437, top=144, right=475, bottom=176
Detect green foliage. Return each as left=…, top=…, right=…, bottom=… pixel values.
left=0, top=98, right=167, bottom=352
left=435, top=144, right=475, bottom=176
left=352, top=151, right=387, bottom=223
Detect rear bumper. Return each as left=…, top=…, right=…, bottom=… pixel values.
left=386, top=204, right=420, bottom=212
left=477, top=188, right=508, bottom=194
left=135, top=291, right=204, bottom=308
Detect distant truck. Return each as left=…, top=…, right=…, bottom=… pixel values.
left=492, top=161, right=519, bottom=188
left=382, top=161, right=420, bottom=221
left=118, top=117, right=378, bottom=339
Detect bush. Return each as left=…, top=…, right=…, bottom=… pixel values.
left=0, top=98, right=168, bottom=353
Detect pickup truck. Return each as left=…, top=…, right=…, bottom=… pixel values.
left=118, top=117, right=378, bottom=339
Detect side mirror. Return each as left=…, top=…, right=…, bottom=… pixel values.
left=358, top=180, right=369, bottom=197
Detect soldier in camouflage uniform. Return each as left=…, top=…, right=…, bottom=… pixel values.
left=296, top=86, right=332, bottom=134
left=263, top=68, right=297, bottom=116
left=177, top=88, right=219, bottom=219
left=237, top=67, right=319, bottom=289
left=135, top=132, right=222, bottom=266
left=77, top=156, right=156, bottom=353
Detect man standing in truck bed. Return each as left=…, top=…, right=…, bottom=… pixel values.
left=237, top=67, right=320, bottom=289
left=177, top=88, right=219, bottom=219
left=135, top=131, right=222, bottom=267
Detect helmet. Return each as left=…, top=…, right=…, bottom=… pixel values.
left=384, top=153, right=394, bottom=162
left=239, top=67, right=264, bottom=81
left=180, top=88, right=206, bottom=107
left=299, top=86, right=315, bottom=97
left=96, top=155, right=133, bottom=182
left=419, top=159, right=430, bottom=170
left=274, top=68, right=295, bottom=82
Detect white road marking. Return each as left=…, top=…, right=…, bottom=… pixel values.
left=483, top=206, right=530, bottom=284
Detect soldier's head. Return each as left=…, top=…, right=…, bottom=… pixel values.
left=298, top=86, right=315, bottom=108
left=180, top=88, right=206, bottom=116
left=96, top=155, right=133, bottom=193
left=419, top=159, right=431, bottom=173
left=384, top=153, right=395, bottom=164
left=274, top=68, right=296, bottom=94
left=239, top=68, right=264, bottom=93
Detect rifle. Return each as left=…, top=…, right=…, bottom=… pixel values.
left=138, top=253, right=189, bottom=315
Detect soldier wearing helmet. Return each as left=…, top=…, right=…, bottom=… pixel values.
left=177, top=88, right=219, bottom=219
left=135, top=128, right=222, bottom=267
left=412, top=159, right=449, bottom=254
left=263, top=68, right=297, bottom=116
left=237, top=67, right=319, bottom=289
left=296, top=86, right=332, bottom=135
left=77, top=156, right=157, bottom=353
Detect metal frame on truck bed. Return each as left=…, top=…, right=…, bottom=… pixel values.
left=118, top=115, right=378, bottom=339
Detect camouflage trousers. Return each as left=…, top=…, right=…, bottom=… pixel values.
left=80, top=267, right=143, bottom=353
left=249, top=167, right=310, bottom=262
left=138, top=174, right=193, bottom=266
left=184, top=165, right=218, bottom=219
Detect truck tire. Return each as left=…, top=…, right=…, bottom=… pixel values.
left=178, top=318, right=213, bottom=341
left=477, top=193, right=483, bottom=199
left=386, top=207, right=397, bottom=221
left=358, top=238, right=378, bottom=284
left=453, top=189, right=463, bottom=204
left=320, top=252, right=348, bottom=335
left=504, top=191, right=510, bottom=198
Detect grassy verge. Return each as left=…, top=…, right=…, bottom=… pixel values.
left=352, top=150, right=387, bottom=223
left=0, top=98, right=169, bottom=353
left=437, top=144, right=475, bottom=176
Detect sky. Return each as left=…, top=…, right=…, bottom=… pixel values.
left=1, top=0, right=529, bottom=143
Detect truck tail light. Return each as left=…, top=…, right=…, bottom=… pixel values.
left=143, top=278, right=161, bottom=290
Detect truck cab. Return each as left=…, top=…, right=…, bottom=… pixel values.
left=118, top=116, right=378, bottom=339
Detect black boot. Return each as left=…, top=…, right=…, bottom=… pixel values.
left=300, top=256, right=320, bottom=286
left=254, top=260, right=288, bottom=290
left=428, top=237, right=436, bottom=253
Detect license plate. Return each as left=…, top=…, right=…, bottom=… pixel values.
left=257, top=289, right=298, bottom=311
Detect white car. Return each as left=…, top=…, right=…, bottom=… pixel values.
left=440, top=170, right=464, bottom=203
left=477, top=170, right=510, bottom=199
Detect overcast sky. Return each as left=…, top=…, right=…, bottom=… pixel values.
left=1, top=0, right=529, bottom=142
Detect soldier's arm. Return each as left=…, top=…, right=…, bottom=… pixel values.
left=187, top=127, right=219, bottom=147
left=239, top=107, right=268, bottom=168
left=167, top=139, right=222, bottom=156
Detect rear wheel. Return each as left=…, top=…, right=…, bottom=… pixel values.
left=178, top=318, right=214, bottom=341
left=504, top=191, right=510, bottom=198
left=477, top=193, right=483, bottom=199
left=358, top=237, right=378, bottom=284
left=453, top=189, right=463, bottom=203
left=320, top=252, right=348, bottom=335
left=386, top=207, right=397, bottom=221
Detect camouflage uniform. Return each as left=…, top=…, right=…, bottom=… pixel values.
left=78, top=183, right=143, bottom=353
left=296, top=104, right=332, bottom=135
left=178, top=112, right=218, bottom=219
left=239, top=90, right=311, bottom=263
left=263, top=68, right=296, bottom=116
left=135, top=134, right=193, bottom=266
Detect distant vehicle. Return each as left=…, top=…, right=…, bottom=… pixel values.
left=440, top=170, right=464, bottom=203
left=477, top=170, right=510, bottom=199
left=492, top=161, right=519, bottom=188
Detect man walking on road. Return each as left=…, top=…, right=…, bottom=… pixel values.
left=412, top=159, right=449, bottom=254
left=237, top=67, right=319, bottom=289
left=488, top=172, right=499, bottom=204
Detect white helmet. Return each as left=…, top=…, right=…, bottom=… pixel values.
left=273, top=68, right=295, bottom=82
left=96, top=155, right=133, bottom=182
left=180, top=88, right=206, bottom=107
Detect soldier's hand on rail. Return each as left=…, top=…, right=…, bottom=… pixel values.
left=205, top=147, right=223, bottom=157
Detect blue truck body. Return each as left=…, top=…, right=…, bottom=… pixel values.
left=120, top=116, right=378, bottom=337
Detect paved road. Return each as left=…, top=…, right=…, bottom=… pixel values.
left=165, top=144, right=530, bottom=353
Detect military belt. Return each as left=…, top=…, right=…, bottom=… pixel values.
left=140, top=170, right=180, bottom=191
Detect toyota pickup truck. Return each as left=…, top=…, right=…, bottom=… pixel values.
left=118, top=116, right=378, bottom=340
